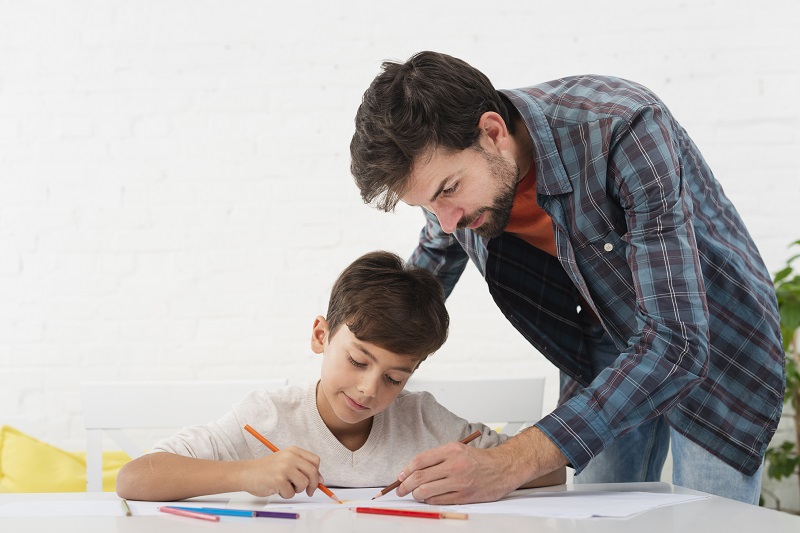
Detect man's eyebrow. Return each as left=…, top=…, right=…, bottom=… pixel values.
left=429, top=174, right=455, bottom=204
left=353, top=342, right=415, bottom=373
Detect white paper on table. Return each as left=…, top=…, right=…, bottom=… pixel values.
left=0, top=497, right=229, bottom=518
left=264, top=487, right=434, bottom=510
left=449, top=490, right=708, bottom=518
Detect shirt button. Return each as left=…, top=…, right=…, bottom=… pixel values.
left=604, top=243, right=613, bottom=252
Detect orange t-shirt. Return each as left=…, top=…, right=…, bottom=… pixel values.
left=505, top=163, right=558, bottom=258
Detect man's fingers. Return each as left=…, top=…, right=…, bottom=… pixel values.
left=396, top=445, right=452, bottom=494
left=397, top=456, right=452, bottom=498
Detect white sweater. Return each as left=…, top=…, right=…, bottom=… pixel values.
left=152, top=381, right=507, bottom=487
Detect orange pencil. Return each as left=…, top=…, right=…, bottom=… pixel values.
left=371, top=429, right=482, bottom=500
left=243, top=424, right=343, bottom=504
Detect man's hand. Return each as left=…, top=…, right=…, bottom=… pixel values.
left=395, top=427, right=567, bottom=504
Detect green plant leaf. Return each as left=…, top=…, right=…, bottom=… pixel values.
left=765, top=241, right=800, bottom=486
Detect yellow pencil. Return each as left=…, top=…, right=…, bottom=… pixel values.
left=120, top=499, right=132, bottom=516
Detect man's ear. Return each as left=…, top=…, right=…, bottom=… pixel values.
left=477, top=111, right=510, bottom=151
left=310, top=316, right=329, bottom=354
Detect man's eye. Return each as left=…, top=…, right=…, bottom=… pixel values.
left=443, top=183, right=458, bottom=195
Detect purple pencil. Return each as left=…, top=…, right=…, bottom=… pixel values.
left=254, top=510, right=300, bottom=519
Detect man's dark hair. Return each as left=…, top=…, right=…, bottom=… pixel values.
left=350, top=51, right=513, bottom=212
left=326, top=250, right=448, bottom=361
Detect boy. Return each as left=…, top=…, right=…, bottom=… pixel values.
left=116, top=251, right=565, bottom=501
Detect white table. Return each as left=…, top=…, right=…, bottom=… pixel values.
left=1, top=482, right=798, bottom=532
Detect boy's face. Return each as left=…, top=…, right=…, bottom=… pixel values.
left=311, top=317, right=418, bottom=428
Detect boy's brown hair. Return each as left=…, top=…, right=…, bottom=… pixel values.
left=326, top=250, right=448, bottom=361
left=350, top=50, right=516, bottom=212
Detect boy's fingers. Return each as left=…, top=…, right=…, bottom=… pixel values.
left=286, top=446, right=321, bottom=467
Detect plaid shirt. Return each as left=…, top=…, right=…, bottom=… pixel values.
left=409, top=76, right=785, bottom=476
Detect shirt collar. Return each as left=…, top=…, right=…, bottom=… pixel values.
left=499, top=88, right=573, bottom=196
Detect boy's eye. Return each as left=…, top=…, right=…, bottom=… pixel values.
left=348, top=356, right=366, bottom=368
left=385, top=375, right=402, bottom=386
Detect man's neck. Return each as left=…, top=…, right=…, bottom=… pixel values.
left=510, top=116, right=535, bottom=183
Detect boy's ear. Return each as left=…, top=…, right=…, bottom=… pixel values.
left=310, top=316, right=329, bottom=354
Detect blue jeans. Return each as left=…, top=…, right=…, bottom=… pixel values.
left=565, top=314, right=763, bottom=505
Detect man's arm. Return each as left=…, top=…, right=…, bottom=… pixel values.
left=536, top=103, right=711, bottom=474
left=395, top=427, right=567, bottom=504
left=115, top=448, right=323, bottom=501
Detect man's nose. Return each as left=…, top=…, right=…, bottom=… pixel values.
left=431, top=205, right=463, bottom=234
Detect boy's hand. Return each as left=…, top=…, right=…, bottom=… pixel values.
left=242, top=447, right=323, bottom=499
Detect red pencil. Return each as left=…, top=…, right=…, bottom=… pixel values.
left=243, top=424, right=343, bottom=504
left=372, top=429, right=482, bottom=500
left=354, top=507, right=468, bottom=520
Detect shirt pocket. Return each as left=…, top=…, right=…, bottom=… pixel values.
left=572, top=229, right=636, bottom=315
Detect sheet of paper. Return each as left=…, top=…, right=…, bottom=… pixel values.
left=264, top=487, right=433, bottom=510
left=263, top=487, right=705, bottom=518
left=450, top=490, right=708, bottom=518
left=0, top=497, right=228, bottom=518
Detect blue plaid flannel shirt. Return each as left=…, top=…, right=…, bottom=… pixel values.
left=409, top=76, right=785, bottom=476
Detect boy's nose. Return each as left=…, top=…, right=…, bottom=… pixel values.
left=357, top=375, right=379, bottom=398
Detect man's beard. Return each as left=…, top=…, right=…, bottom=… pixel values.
left=457, top=151, right=519, bottom=239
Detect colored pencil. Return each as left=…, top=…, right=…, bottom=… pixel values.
left=158, top=506, right=220, bottom=522
left=354, top=507, right=469, bottom=520
left=243, top=423, right=343, bottom=504
left=165, top=506, right=251, bottom=518
left=371, top=429, right=482, bottom=500
left=254, top=510, right=301, bottom=519
left=120, top=499, right=132, bottom=517
left=166, top=505, right=299, bottom=520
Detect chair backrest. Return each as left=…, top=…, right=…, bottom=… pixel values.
left=404, top=376, right=545, bottom=436
left=80, top=379, right=286, bottom=492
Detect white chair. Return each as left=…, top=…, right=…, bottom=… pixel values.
left=80, top=379, right=286, bottom=492
left=404, top=376, right=545, bottom=436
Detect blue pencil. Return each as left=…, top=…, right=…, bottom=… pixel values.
left=164, top=506, right=299, bottom=520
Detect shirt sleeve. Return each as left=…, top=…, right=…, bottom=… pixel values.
left=535, top=104, right=710, bottom=473
left=408, top=208, right=469, bottom=298
left=150, top=390, right=276, bottom=461
left=413, top=390, right=509, bottom=449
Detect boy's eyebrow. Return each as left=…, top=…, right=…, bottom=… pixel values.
left=353, top=343, right=416, bottom=373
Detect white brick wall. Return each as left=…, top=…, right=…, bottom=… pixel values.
left=1, top=0, right=798, bottom=498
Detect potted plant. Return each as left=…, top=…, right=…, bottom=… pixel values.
left=763, top=240, right=800, bottom=513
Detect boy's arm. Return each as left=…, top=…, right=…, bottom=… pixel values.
left=115, top=448, right=323, bottom=501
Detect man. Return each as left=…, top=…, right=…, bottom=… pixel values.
left=349, top=51, right=785, bottom=505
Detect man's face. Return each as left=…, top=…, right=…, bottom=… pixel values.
left=313, top=319, right=417, bottom=429
left=401, top=141, right=520, bottom=238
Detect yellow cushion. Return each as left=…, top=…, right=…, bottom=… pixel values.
left=0, top=425, right=130, bottom=493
